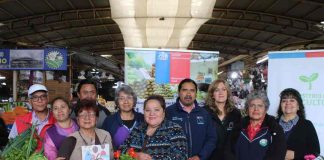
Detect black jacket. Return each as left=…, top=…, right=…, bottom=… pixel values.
left=0, top=117, right=8, bottom=148
left=279, top=118, right=320, bottom=160
left=206, top=107, right=241, bottom=160
left=224, top=114, right=286, bottom=160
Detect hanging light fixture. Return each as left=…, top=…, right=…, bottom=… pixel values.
left=110, top=0, right=216, bottom=48
left=107, top=74, right=115, bottom=81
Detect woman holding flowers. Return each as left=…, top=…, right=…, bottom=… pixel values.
left=44, top=97, right=79, bottom=160
left=277, top=88, right=320, bottom=160
left=120, top=95, right=188, bottom=160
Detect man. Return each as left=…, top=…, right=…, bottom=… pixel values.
left=166, top=78, right=217, bottom=160
left=8, top=84, right=56, bottom=150
left=74, top=79, right=111, bottom=128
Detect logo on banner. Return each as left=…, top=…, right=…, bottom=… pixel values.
left=157, top=52, right=168, bottom=60
left=45, top=50, right=64, bottom=69
left=299, top=73, right=318, bottom=90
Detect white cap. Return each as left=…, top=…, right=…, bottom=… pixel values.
left=28, top=84, right=48, bottom=98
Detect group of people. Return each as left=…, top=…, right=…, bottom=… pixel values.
left=2, top=78, right=320, bottom=160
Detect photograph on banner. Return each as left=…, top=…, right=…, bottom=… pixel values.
left=10, top=49, right=43, bottom=69
left=124, top=48, right=219, bottom=112
left=267, top=49, right=324, bottom=155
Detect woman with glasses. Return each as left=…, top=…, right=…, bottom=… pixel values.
left=44, top=97, right=79, bottom=160
left=57, top=100, right=113, bottom=160
left=224, top=91, right=286, bottom=160
left=277, top=88, right=320, bottom=160
left=102, top=85, right=144, bottom=150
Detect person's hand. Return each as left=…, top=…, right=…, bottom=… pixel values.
left=188, top=155, right=200, bottom=160
left=55, top=157, right=66, bottom=160
left=136, top=152, right=152, bottom=160
left=285, top=150, right=295, bottom=160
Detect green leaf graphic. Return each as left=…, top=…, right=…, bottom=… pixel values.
left=299, top=76, right=310, bottom=82
left=309, top=73, right=318, bottom=82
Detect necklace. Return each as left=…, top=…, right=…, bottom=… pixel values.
left=79, top=131, right=96, bottom=145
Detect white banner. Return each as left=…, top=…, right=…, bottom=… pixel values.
left=268, top=50, right=324, bottom=155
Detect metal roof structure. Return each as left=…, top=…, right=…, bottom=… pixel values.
left=0, top=0, right=323, bottom=78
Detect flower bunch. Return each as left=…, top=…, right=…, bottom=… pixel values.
left=305, top=154, right=316, bottom=160
left=114, top=148, right=137, bottom=160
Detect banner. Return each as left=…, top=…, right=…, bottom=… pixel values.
left=0, top=48, right=67, bottom=70
left=125, top=47, right=219, bottom=112
left=268, top=50, right=324, bottom=154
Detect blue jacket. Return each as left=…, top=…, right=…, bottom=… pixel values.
left=224, top=114, right=286, bottom=160
left=166, top=98, right=217, bottom=160
left=102, top=111, right=144, bottom=150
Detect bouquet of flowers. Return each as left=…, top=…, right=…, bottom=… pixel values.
left=114, top=148, right=136, bottom=160
left=304, top=154, right=324, bottom=160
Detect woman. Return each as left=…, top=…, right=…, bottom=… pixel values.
left=120, top=95, right=187, bottom=160
left=44, top=97, right=79, bottom=160
left=277, top=88, right=320, bottom=160
left=102, top=85, right=144, bottom=150
left=57, top=100, right=113, bottom=160
left=224, top=90, right=286, bottom=160
left=205, top=79, right=241, bottom=160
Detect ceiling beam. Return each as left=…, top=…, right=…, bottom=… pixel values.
left=190, top=40, right=261, bottom=52
left=203, top=24, right=306, bottom=40
left=195, top=33, right=279, bottom=46
left=8, top=23, right=118, bottom=40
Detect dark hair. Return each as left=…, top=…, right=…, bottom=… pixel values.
left=205, top=79, right=235, bottom=115
left=115, top=84, right=137, bottom=108
left=277, top=88, right=305, bottom=119
left=144, top=95, right=166, bottom=111
left=51, top=97, right=71, bottom=109
left=77, top=79, right=97, bottom=93
left=178, top=78, right=197, bottom=93
left=76, top=100, right=99, bottom=117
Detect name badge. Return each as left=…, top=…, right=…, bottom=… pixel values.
left=197, top=116, right=205, bottom=125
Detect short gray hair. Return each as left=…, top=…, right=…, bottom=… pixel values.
left=114, top=84, right=137, bottom=108
left=244, top=90, right=270, bottom=111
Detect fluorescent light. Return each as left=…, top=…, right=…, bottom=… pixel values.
left=1, top=82, right=6, bottom=85
left=217, top=71, right=224, bottom=75
left=0, top=76, right=6, bottom=80
left=321, top=21, right=324, bottom=25
left=256, top=55, right=268, bottom=64
left=101, top=55, right=112, bottom=58
left=231, top=72, right=238, bottom=79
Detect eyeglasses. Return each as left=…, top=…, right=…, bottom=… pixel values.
left=78, top=112, right=96, bottom=119
left=248, top=104, right=265, bottom=109
left=31, top=94, right=48, bottom=102
left=118, top=96, right=133, bottom=101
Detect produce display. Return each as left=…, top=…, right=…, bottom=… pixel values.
left=0, top=124, right=47, bottom=160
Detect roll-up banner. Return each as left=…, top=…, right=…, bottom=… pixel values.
left=268, top=49, right=324, bottom=154
left=124, top=47, right=219, bottom=112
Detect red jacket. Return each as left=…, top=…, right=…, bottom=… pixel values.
left=15, top=111, right=56, bottom=151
